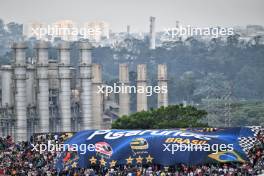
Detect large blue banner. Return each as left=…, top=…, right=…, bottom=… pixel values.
left=55, top=127, right=260, bottom=170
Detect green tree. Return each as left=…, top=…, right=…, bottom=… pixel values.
left=231, top=101, right=264, bottom=126
left=112, top=104, right=208, bottom=129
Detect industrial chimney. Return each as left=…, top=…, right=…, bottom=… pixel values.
left=12, top=42, right=28, bottom=141
left=58, top=42, right=72, bottom=132
left=1, top=65, right=13, bottom=108
left=157, top=64, right=168, bottom=108
left=0, top=65, right=14, bottom=138
left=26, top=64, right=36, bottom=107
left=119, top=64, right=130, bottom=116
left=92, top=64, right=103, bottom=129
left=79, top=42, right=93, bottom=130
left=137, top=64, right=148, bottom=111
left=149, top=16, right=156, bottom=50
left=48, top=60, right=60, bottom=132
left=35, top=41, right=50, bottom=133
left=127, top=25, right=130, bottom=35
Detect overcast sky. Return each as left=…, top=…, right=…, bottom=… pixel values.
left=0, top=0, right=263, bottom=32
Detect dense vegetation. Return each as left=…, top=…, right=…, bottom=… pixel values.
left=112, top=105, right=208, bottom=129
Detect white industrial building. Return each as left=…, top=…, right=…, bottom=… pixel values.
left=0, top=41, right=168, bottom=141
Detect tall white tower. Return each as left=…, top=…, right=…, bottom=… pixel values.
left=35, top=41, right=50, bottom=133
left=92, top=64, right=103, bottom=129
left=1, top=65, right=13, bottom=107
left=127, top=25, right=131, bottom=35
left=26, top=64, right=36, bottom=107
left=0, top=65, right=13, bottom=138
left=13, top=42, right=28, bottom=141
left=58, top=42, right=72, bottom=132
left=149, top=16, right=156, bottom=50
left=79, top=42, right=93, bottom=130
left=137, top=64, right=148, bottom=111
left=157, top=64, right=168, bottom=108
left=119, top=64, right=130, bottom=116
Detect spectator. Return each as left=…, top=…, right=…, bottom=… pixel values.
left=0, top=130, right=263, bottom=176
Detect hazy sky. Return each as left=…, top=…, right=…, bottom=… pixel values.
left=0, top=0, right=263, bottom=32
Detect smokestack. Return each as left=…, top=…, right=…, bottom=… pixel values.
left=119, top=64, right=130, bottom=116
left=35, top=41, right=50, bottom=133
left=1, top=65, right=13, bottom=107
left=79, top=42, right=93, bottom=130
left=12, top=42, right=28, bottom=141
left=176, top=20, right=180, bottom=28
left=127, top=25, right=130, bottom=35
left=26, top=65, right=36, bottom=107
left=157, top=64, right=168, bottom=108
left=92, top=64, right=103, bottom=129
left=1, top=66, right=15, bottom=138
left=48, top=60, right=59, bottom=132
left=149, top=16, right=156, bottom=50
left=58, top=42, right=72, bottom=132
left=137, top=64, right=148, bottom=111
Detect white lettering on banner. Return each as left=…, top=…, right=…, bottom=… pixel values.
left=86, top=130, right=218, bottom=141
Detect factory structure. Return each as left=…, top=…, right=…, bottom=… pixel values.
left=0, top=39, right=167, bottom=141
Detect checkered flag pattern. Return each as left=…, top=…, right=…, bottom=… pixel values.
left=238, top=126, right=263, bottom=154
left=247, top=126, right=263, bottom=136
left=238, top=137, right=257, bottom=154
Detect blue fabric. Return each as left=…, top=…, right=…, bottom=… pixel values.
left=56, top=127, right=255, bottom=170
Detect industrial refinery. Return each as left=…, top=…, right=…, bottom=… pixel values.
left=0, top=41, right=168, bottom=141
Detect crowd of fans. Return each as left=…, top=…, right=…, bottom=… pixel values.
left=56, top=163, right=262, bottom=176
left=0, top=130, right=263, bottom=176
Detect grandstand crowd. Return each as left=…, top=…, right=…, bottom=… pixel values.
left=0, top=130, right=263, bottom=176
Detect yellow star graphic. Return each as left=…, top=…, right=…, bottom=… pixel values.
left=89, top=156, right=97, bottom=164
left=146, top=155, right=154, bottom=163
left=110, top=160, right=117, bottom=167
left=100, top=158, right=106, bottom=166
left=126, top=156, right=134, bottom=164
left=72, top=162, right=78, bottom=168
left=136, top=155, right=143, bottom=164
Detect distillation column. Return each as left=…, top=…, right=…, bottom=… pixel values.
left=137, top=64, right=148, bottom=111
left=13, top=42, right=28, bottom=141
left=157, top=64, right=168, bottom=108
left=35, top=41, right=50, bottom=133
left=119, top=64, right=130, bottom=116
left=92, top=64, right=103, bottom=129
left=149, top=16, right=156, bottom=50
left=58, top=42, right=72, bottom=132
left=79, top=42, right=92, bottom=130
